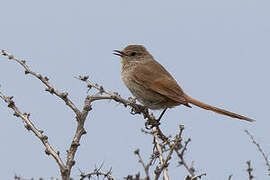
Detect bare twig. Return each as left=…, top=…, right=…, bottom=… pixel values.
left=188, top=173, right=207, bottom=180
left=246, top=161, right=254, bottom=180
left=0, top=92, right=66, bottom=174
left=245, top=130, right=270, bottom=176
left=1, top=50, right=81, bottom=117
left=173, top=125, right=206, bottom=179
left=152, top=127, right=170, bottom=180
left=175, top=138, right=195, bottom=177
left=14, top=175, right=35, bottom=180
left=80, top=166, right=115, bottom=180
left=134, top=149, right=154, bottom=180
left=66, top=96, right=92, bottom=174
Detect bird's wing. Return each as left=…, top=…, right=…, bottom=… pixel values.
left=132, top=60, right=188, bottom=104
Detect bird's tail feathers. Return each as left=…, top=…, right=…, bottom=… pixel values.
left=183, top=94, right=254, bottom=122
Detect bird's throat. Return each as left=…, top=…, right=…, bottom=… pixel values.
left=120, top=57, right=128, bottom=72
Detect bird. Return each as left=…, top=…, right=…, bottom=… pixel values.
left=113, top=45, right=254, bottom=122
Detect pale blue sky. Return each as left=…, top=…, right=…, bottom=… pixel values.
left=0, top=0, right=269, bottom=179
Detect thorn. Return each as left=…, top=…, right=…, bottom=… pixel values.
left=39, top=130, right=44, bottom=134
left=87, top=84, right=92, bottom=89
left=79, top=75, right=89, bottom=81
left=7, top=99, right=15, bottom=107
left=71, top=160, right=76, bottom=166
left=23, top=112, right=30, bottom=118
left=45, top=148, right=50, bottom=155
left=8, top=54, right=14, bottom=59
left=41, top=135, right=48, bottom=141
left=82, top=129, right=87, bottom=135
left=1, top=49, right=7, bottom=56
left=61, top=92, right=68, bottom=98
left=37, top=74, right=42, bottom=79
left=13, top=112, right=20, bottom=117
left=45, top=87, right=54, bottom=94
left=24, top=124, right=31, bottom=131
left=134, top=149, right=139, bottom=155
left=99, top=86, right=104, bottom=94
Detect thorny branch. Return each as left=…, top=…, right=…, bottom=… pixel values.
left=79, top=165, right=116, bottom=180
left=133, top=125, right=205, bottom=180
left=0, top=91, right=66, bottom=174
left=14, top=175, right=35, bottom=180
left=245, top=130, right=270, bottom=176
left=1, top=50, right=80, bottom=116
left=1, top=50, right=93, bottom=180
left=152, top=127, right=170, bottom=180
left=134, top=149, right=155, bottom=180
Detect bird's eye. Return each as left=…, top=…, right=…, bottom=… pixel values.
left=130, top=52, right=137, bottom=56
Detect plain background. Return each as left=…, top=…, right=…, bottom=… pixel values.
left=0, top=0, right=269, bottom=179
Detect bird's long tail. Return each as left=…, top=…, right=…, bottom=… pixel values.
left=183, top=94, right=254, bottom=122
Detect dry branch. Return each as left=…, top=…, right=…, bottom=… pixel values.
left=1, top=50, right=93, bottom=180
left=0, top=91, right=66, bottom=173
left=245, top=130, right=270, bottom=176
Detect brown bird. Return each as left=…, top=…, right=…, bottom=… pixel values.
left=114, top=45, right=253, bottom=122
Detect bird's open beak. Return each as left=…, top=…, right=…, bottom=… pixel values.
left=113, top=50, right=127, bottom=57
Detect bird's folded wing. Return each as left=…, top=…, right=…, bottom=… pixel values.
left=132, top=61, right=188, bottom=104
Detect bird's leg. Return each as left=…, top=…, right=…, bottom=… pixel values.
left=157, top=108, right=167, bottom=122
left=145, top=108, right=167, bottom=129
